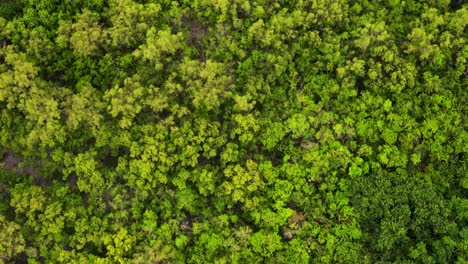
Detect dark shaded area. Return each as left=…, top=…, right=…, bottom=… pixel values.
left=0, top=0, right=23, bottom=20
left=450, top=0, right=464, bottom=10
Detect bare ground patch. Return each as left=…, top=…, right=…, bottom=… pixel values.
left=1, top=150, right=42, bottom=182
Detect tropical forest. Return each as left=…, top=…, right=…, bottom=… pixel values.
left=1, top=0, right=468, bottom=263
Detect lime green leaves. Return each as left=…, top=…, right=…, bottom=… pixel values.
left=57, top=10, right=104, bottom=57
left=134, top=27, right=184, bottom=69
left=0, top=215, right=25, bottom=262
left=287, top=113, right=310, bottom=139
left=222, top=160, right=264, bottom=209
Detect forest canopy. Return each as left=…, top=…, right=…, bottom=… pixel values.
left=1, top=0, right=468, bottom=263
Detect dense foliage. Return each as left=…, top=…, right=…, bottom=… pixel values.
left=1, top=0, right=468, bottom=263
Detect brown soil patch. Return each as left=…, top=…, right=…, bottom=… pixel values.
left=181, top=16, right=208, bottom=46
left=1, top=150, right=40, bottom=178
left=1, top=150, right=22, bottom=170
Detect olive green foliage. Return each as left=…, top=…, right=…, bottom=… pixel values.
left=1, top=0, right=468, bottom=263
